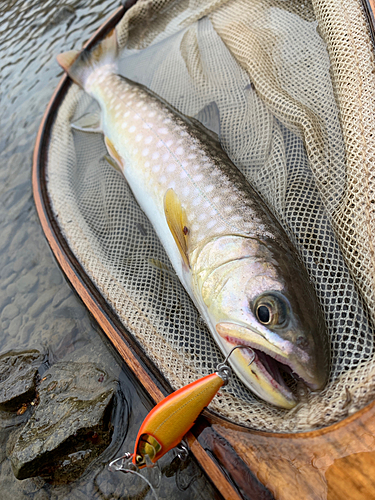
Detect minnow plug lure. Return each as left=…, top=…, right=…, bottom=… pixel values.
left=109, top=345, right=254, bottom=476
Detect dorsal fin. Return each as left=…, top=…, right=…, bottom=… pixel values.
left=164, top=189, right=190, bottom=267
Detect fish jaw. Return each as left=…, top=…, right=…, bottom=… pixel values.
left=216, top=321, right=327, bottom=408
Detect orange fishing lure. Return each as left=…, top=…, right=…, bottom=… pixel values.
left=133, top=372, right=225, bottom=468
left=109, top=346, right=254, bottom=473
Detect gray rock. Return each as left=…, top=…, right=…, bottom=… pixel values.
left=51, top=287, right=71, bottom=309
left=17, top=274, right=38, bottom=294
left=28, top=290, right=54, bottom=318
left=18, top=321, right=36, bottom=346
left=6, top=282, right=17, bottom=299
left=48, top=269, right=63, bottom=287
left=0, top=225, right=13, bottom=253
left=8, top=315, right=22, bottom=338
left=10, top=361, right=116, bottom=482
left=0, top=350, right=44, bottom=411
left=1, top=303, right=20, bottom=322
left=1, top=272, right=17, bottom=291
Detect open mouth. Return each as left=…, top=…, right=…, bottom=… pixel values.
left=215, top=322, right=308, bottom=408
left=227, top=337, right=297, bottom=401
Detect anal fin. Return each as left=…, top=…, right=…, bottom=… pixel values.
left=71, top=112, right=101, bottom=133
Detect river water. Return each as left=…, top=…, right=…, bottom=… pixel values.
left=0, top=1, right=220, bottom=498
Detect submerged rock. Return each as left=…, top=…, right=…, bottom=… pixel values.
left=10, top=361, right=116, bottom=482
left=0, top=350, right=44, bottom=411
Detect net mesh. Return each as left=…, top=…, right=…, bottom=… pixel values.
left=46, top=0, right=375, bottom=432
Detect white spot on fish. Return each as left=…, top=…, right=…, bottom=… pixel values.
left=121, top=122, right=128, bottom=129
left=148, top=112, right=156, bottom=117
left=142, top=149, right=149, bottom=157
left=163, top=118, right=171, bottom=124
left=206, top=185, right=214, bottom=193
left=145, top=136, right=153, bottom=144
left=115, top=103, right=121, bottom=110
left=180, top=131, right=188, bottom=137
left=198, top=213, right=207, bottom=221
left=145, top=161, right=150, bottom=167
left=192, top=197, right=200, bottom=207
left=191, top=223, right=200, bottom=232
left=167, top=164, right=176, bottom=172
left=152, top=152, right=160, bottom=160
left=160, top=175, right=167, bottom=183
left=157, top=140, right=164, bottom=148
left=152, top=164, right=160, bottom=173
left=188, top=154, right=196, bottom=160
left=182, top=186, right=190, bottom=196
left=162, top=153, right=170, bottom=161
left=193, top=174, right=203, bottom=182
left=158, top=128, right=168, bottom=134
left=136, top=134, right=143, bottom=142
left=129, top=126, right=136, bottom=133
left=210, top=209, right=217, bottom=216
left=166, top=140, right=173, bottom=148
left=142, top=106, right=147, bottom=111
left=180, top=171, right=187, bottom=179
left=124, top=111, right=130, bottom=118
left=207, top=220, right=216, bottom=229
left=176, top=147, right=184, bottom=156
left=168, top=181, right=176, bottom=189
left=213, top=196, right=220, bottom=203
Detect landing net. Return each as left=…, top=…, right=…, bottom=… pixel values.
left=46, top=0, right=375, bottom=431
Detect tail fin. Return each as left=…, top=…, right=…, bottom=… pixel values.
left=57, top=29, right=118, bottom=89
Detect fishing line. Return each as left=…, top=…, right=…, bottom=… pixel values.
left=109, top=454, right=159, bottom=500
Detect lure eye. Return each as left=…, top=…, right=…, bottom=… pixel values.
left=253, top=293, right=289, bottom=328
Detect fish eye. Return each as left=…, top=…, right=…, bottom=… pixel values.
left=253, top=293, right=289, bottom=328
left=256, top=304, right=271, bottom=324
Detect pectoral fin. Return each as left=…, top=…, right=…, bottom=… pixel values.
left=164, top=189, right=189, bottom=267
left=104, top=136, right=123, bottom=173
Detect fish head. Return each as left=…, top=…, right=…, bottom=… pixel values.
left=197, top=236, right=330, bottom=409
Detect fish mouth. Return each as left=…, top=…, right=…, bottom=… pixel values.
left=216, top=322, right=315, bottom=409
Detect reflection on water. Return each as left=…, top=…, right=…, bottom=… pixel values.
left=0, top=1, right=219, bottom=498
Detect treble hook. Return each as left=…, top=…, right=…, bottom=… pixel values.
left=216, top=345, right=256, bottom=384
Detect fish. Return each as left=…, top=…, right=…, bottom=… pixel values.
left=57, top=29, right=330, bottom=409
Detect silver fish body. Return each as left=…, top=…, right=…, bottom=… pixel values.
left=57, top=33, right=330, bottom=408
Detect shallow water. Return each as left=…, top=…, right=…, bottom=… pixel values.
left=0, top=1, right=220, bottom=498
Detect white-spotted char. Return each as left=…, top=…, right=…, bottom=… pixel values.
left=57, top=30, right=329, bottom=408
